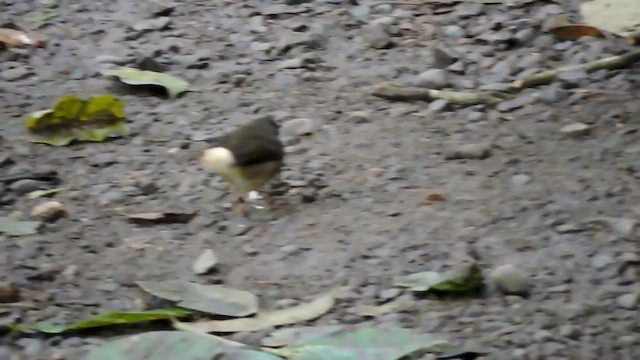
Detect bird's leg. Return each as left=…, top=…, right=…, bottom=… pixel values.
left=233, top=195, right=251, bottom=218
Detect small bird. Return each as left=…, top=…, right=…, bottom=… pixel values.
left=200, top=116, right=285, bottom=216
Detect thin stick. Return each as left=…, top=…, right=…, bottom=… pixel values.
left=372, top=82, right=509, bottom=106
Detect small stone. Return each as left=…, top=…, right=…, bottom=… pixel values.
left=0, top=282, right=20, bottom=303
left=429, top=47, right=456, bottom=69
left=617, top=292, right=638, bottom=309
left=280, top=244, right=300, bottom=256
left=31, top=201, right=67, bottom=221
left=379, top=288, right=401, bottom=301
left=540, top=84, right=568, bottom=103
left=490, top=264, right=532, bottom=296
left=511, top=174, right=531, bottom=187
left=445, top=143, right=492, bottom=160
left=350, top=5, right=371, bottom=22
left=1, top=66, right=33, bottom=81
left=131, top=17, right=171, bottom=32
left=231, top=74, right=249, bottom=87
left=282, top=118, right=316, bottom=137
left=428, top=99, right=449, bottom=112
left=278, top=58, right=305, bottom=69
left=533, top=329, right=553, bottom=342
left=591, top=253, right=613, bottom=269
left=559, top=122, right=591, bottom=138
left=242, top=244, right=259, bottom=256
left=416, top=69, right=449, bottom=89
left=361, top=24, right=394, bottom=49
left=346, top=110, right=373, bottom=123
left=514, top=28, right=536, bottom=44
left=558, top=324, right=581, bottom=339
left=192, top=249, right=218, bottom=275
left=441, top=25, right=466, bottom=38
left=300, top=189, right=317, bottom=203
left=9, top=179, right=49, bottom=195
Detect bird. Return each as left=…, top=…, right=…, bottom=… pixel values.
left=200, top=116, right=285, bottom=217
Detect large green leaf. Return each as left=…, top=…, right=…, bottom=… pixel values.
left=266, top=327, right=450, bottom=360
left=12, top=308, right=190, bottom=334
left=393, top=264, right=484, bottom=294
left=83, top=331, right=283, bottom=360
left=101, top=68, right=190, bottom=99
left=136, top=280, right=259, bottom=317
left=25, top=94, right=129, bottom=146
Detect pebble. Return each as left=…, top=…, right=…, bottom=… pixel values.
left=281, top=118, right=316, bottom=137
left=428, top=99, right=449, bottom=113
left=511, top=174, right=531, bottom=187
left=616, top=292, right=638, bottom=309
left=192, top=249, right=218, bottom=275
left=559, top=122, right=591, bottom=138
left=540, top=84, right=568, bottom=103
left=242, top=244, right=259, bottom=256
left=278, top=58, right=305, bottom=69
left=31, top=201, right=67, bottom=221
left=428, top=47, right=456, bottom=69
left=1, top=66, right=33, bottom=81
left=591, top=253, right=613, bottom=269
left=489, top=264, right=532, bottom=296
left=361, top=24, right=394, bottom=49
left=346, top=110, right=373, bottom=123
left=378, top=288, right=401, bottom=301
left=444, top=143, right=492, bottom=160
left=416, top=69, right=449, bottom=89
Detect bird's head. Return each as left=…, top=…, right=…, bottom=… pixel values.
left=200, top=147, right=235, bottom=172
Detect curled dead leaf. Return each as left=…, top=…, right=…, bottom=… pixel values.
left=423, top=191, right=446, bottom=205
left=549, top=25, right=606, bottom=40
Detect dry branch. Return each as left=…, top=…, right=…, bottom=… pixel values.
left=372, top=82, right=509, bottom=106
left=512, top=49, right=640, bottom=89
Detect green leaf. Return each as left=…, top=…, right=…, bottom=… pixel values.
left=393, top=264, right=484, bottom=294
left=136, top=280, right=259, bottom=317
left=266, top=327, right=451, bottom=360
left=25, top=94, right=129, bottom=146
left=12, top=308, right=190, bottom=334
left=0, top=217, right=41, bottom=236
left=83, top=330, right=283, bottom=360
left=27, top=187, right=68, bottom=199
left=101, top=68, right=190, bottom=99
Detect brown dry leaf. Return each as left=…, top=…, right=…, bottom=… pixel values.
left=174, top=288, right=337, bottom=333
left=125, top=210, right=198, bottom=225
left=549, top=25, right=606, bottom=40
left=423, top=191, right=446, bottom=205
left=0, top=27, right=45, bottom=48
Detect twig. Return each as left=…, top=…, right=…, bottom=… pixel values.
left=372, top=82, right=509, bottom=106
left=512, top=49, right=640, bottom=89
left=0, top=170, right=58, bottom=184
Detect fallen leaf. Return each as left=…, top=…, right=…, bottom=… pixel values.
left=11, top=309, right=190, bottom=334
left=266, top=327, right=452, bottom=360
left=25, top=94, right=129, bottom=146
left=393, top=264, right=483, bottom=294
left=176, top=288, right=337, bottom=333
left=423, top=191, right=446, bottom=205
left=27, top=187, right=68, bottom=199
left=83, top=330, right=282, bottom=360
left=125, top=210, right=198, bottom=225
left=549, top=24, right=606, bottom=40
left=0, top=27, right=45, bottom=48
left=351, top=299, right=413, bottom=317
left=137, top=280, right=259, bottom=317
left=0, top=217, right=41, bottom=236
left=261, top=325, right=345, bottom=347
left=101, top=67, right=190, bottom=99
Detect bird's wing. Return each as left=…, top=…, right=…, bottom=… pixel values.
left=227, top=138, right=284, bottom=167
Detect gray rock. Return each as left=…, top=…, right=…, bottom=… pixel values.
left=361, top=24, right=394, bottom=49
left=1, top=66, right=33, bottom=81
left=379, top=288, right=401, bottom=301
left=591, top=253, right=613, bottom=269
left=447, top=61, right=465, bottom=74
left=131, top=17, right=171, bottom=32
left=540, top=84, right=568, bottom=103
left=346, top=110, right=373, bottom=124
left=350, top=5, right=371, bottom=22
left=248, top=16, right=268, bottom=33
left=558, top=324, right=581, bottom=339
left=242, top=244, right=259, bottom=256
left=441, top=25, right=466, bottom=38
left=445, top=143, right=492, bottom=160
left=489, top=264, right=532, bottom=296
left=559, top=122, right=591, bottom=138
left=428, top=99, right=449, bottom=112
left=273, top=72, right=298, bottom=89
left=616, top=292, right=638, bottom=309
left=282, top=118, right=316, bottom=137
left=416, top=69, right=449, bottom=89
left=9, top=179, right=49, bottom=195
left=514, top=28, right=536, bottom=44
left=192, top=249, right=218, bottom=274
left=496, top=95, right=535, bottom=112
left=511, top=174, right=531, bottom=187
left=278, top=58, right=305, bottom=69
left=428, top=47, right=456, bottom=69
left=533, top=329, right=553, bottom=342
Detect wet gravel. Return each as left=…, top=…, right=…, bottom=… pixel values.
left=1, top=0, right=640, bottom=359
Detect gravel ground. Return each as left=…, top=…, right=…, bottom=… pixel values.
left=1, top=0, right=640, bottom=359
